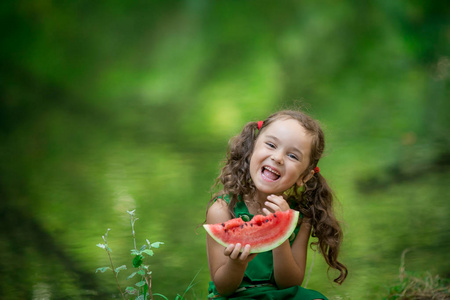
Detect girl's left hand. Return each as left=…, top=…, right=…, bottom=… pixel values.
left=263, top=194, right=290, bottom=215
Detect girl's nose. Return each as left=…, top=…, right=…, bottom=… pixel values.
left=271, top=152, right=284, bottom=165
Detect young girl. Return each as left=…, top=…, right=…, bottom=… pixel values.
left=205, top=110, right=348, bottom=299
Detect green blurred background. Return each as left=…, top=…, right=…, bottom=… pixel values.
left=1, top=1, right=449, bottom=299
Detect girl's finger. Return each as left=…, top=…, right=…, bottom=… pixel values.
left=224, top=244, right=234, bottom=256
left=239, top=244, right=252, bottom=261
left=262, top=207, right=272, bottom=216
left=229, top=243, right=241, bottom=260
left=264, top=201, right=279, bottom=212
left=266, top=194, right=285, bottom=204
left=266, top=195, right=289, bottom=211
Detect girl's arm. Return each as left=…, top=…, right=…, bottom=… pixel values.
left=264, top=194, right=311, bottom=288
left=272, top=221, right=311, bottom=288
left=206, top=199, right=256, bottom=296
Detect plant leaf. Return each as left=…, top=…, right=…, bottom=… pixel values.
left=106, top=246, right=112, bottom=253
left=142, top=249, right=154, bottom=256
left=137, top=269, right=145, bottom=276
left=96, top=243, right=106, bottom=249
left=125, top=286, right=137, bottom=294
left=115, top=265, right=127, bottom=274
left=136, top=295, right=145, bottom=300
left=95, top=267, right=111, bottom=273
left=139, top=244, right=147, bottom=251
left=153, top=293, right=169, bottom=300
left=180, top=269, right=201, bottom=298
left=151, top=242, right=164, bottom=248
left=135, top=280, right=146, bottom=287
left=133, top=255, right=144, bottom=268
left=130, top=249, right=139, bottom=255
left=127, top=271, right=137, bottom=280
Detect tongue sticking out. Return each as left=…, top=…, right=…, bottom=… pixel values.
left=262, top=167, right=280, bottom=181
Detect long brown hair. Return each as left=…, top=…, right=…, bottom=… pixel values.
left=209, top=109, right=348, bottom=284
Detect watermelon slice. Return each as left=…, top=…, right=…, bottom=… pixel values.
left=204, top=209, right=299, bottom=253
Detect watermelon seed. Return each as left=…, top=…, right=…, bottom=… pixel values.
left=240, top=225, right=243, bottom=229
left=221, top=223, right=225, bottom=227
left=273, top=213, right=277, bottom=218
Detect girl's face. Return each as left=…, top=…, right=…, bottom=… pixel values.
left=249, top=118, right=314, bottom=196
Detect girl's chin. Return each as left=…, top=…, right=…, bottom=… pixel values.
left=254, top=183, right=281, bottom=195
left=252, top=174, right=285, bottom=195
left=254, top=180, right=293, bottom=196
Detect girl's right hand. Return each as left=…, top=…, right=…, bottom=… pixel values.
left=224, top=243, right=256, bottom=264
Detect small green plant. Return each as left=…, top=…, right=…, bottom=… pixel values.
left=96, top=210, right=166, bottom=300
left=385, top=249, right=450, bottom=299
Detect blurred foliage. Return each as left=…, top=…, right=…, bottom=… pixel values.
left=385, top=250, right=450, bottom=299
left=0, top=0, right=449, bottom=299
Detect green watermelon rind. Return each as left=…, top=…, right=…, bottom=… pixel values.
left=204, top=210, right=299, bottom=253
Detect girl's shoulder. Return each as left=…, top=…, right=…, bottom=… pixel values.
left=206, top=195, right=230, bottom=224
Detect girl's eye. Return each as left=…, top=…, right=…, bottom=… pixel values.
left=266, top=142, right=276, bottom=148
left=288, top=153, right=299, bottom=160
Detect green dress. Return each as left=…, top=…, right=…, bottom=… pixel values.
left=208, top=195, right=327, bottom=300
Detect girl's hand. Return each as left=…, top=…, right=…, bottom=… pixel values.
left=223, top=243, right=256, bottom=264
left=263, top=194, right=290, bottom=215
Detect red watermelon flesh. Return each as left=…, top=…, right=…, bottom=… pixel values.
left=204, top=209, right=299, bottom=253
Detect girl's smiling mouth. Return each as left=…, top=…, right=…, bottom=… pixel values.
left=261, top=166, right=281, bottom=181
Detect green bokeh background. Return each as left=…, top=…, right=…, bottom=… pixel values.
left=1, top=1, right=449, bottom=299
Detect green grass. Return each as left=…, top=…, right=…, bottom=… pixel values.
left=385, top=250, right=450, bottom=299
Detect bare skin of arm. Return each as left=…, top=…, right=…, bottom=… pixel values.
left=272, top=222, right=311, bottom=287
left=206, top=199, right=256, bottom=296
left=263, top=194, right=311, bottom=288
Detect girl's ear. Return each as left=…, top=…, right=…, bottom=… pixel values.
left=296, top=169, right=315, bottom=186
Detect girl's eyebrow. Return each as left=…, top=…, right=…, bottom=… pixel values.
left=265, top=135, right=304, bottom=159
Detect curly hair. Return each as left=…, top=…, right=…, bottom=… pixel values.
left=209, top=109, right=348, bottom=284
